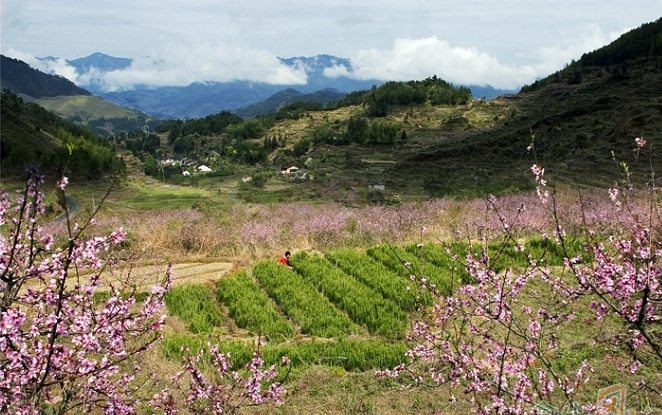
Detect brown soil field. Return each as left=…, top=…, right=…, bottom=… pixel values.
left=102, top=261, right=235, bottom=291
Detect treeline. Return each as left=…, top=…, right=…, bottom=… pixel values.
left=335, top=76, right=472, bottom=116
left=579, top=18, right=662, bottom=67
left=134, top=76, right=468, bottom=173
left=156, top=111, right=244, bottom=138
left=313, top=117, right=405, bottom=146
left=0, top=91, right=124, bottom=180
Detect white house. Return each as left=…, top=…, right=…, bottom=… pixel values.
left=281, top=166, right=299, bottom=175
left=197, top=165, right=212, bottom=172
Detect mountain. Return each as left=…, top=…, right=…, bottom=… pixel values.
left=277, top=55, right=381, bottom=94
left=99, top=81, right=287, bottom=120
left=68, top=52, right=133, bottom=73
left=1, top=55, right=91, bottom=98
left=66, top=52, right=133, bottom=93
left=1, top=54, right=158, bottom=137
left=234, top=88, right=348, bottom=118
left=93, top=55, right=383, bottom=119
left=469, top=85, right=517, bottom=100
left=31, top=52, right=514, bottom=120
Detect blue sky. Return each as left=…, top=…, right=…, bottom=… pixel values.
left=2, top=1, right=660, bottom=90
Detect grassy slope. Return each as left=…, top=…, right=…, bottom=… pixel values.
left=37, top=95, right=143, bottom=120
left=322, top=60, right=662, bottom=199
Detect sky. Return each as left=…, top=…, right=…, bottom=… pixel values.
left=1, top=1, right=660, bottom=91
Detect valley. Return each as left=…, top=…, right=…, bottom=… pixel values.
left=1, top=17, right=662, bottom=415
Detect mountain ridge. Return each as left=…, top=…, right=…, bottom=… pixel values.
left=0, top=55, right=91, bottom=98
left=31, top=52, right=515, bottom=119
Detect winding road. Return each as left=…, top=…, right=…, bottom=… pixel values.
left=53, top=196, right=81, bottom=222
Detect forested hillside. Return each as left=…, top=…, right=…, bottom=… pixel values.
left=0, top=55, right=91, bottom=98
left=0, top=91, right=124, bottom=180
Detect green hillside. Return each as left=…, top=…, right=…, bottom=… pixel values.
left=0, top=91, right=125, bottom=181
left=36, top=95, right=157, bottom=137
left=124, top=18, right=661, bottom=202
left=0, top=54, right=159, bottom=138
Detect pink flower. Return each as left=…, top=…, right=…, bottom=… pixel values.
left=58, top=176, right=69, bottom=190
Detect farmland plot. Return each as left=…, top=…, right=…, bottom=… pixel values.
left=164, top=285, right=225, bottom=334
left=158, top=245, right=479, bottom=372
left=367, top=244, right=462, bottom=297
left=325, top=247, right=425, bottom=312
left=216, top=269, right=295, bottom=342
left=291, top=251, right=407, bottom=339
left=252, top=260, right=362, bottom=338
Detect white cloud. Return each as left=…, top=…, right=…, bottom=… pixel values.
left=323, top=21, right=637, bottom=90
left=7, top=42, right=309, bottom=92
left=332, top=37, right=537, bottom=90
left=5, top=49, right=80, bottom=82
left=532, top=22, right=626, bottom=77
left=96, top=42, right=308, bottom=91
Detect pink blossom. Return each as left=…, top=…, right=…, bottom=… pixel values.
left=57, top=176, right=69, bottom=190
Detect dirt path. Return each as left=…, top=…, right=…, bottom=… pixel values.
left=20, top=261, right=236, bottom=293
left=99, top=261, right=236, bottom=291
left=169, top=262, right=235, bottom=286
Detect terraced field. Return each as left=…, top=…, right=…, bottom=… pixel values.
left=159, top=243, right=458, bottom=372
left=157, top=238, right=582, bottom=372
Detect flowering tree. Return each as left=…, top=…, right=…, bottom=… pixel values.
left=380, top=138, right=662, bottom=414
left=0, top=170, right=290, bottom=414
left=150, top=345, right=290, bottom=414
left=0, top=170, right=173, bottom=414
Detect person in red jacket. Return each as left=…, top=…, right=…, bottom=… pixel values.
left=279, top=251, right=291, bottom=268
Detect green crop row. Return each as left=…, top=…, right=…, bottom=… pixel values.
left=216, top=269, right=294, bottom=343
left=164, top=285, right=225, bottom=334
left=292, top=252, right=407, bottom=339
left=252, top=260, right=361, bottom=338
left=405, top=237, right=586, bottom=279
left=367, top=244, right=462, bottom=297
left=162, top=334, right=409, bottom=372
left=404, top=241, right=474, bottom=283
left=325, top=248, right=427, bottom=311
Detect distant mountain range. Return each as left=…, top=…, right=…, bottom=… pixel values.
left=40, top=53, right=516, bottom=119
left=2, top=51, right=516, bottom=121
